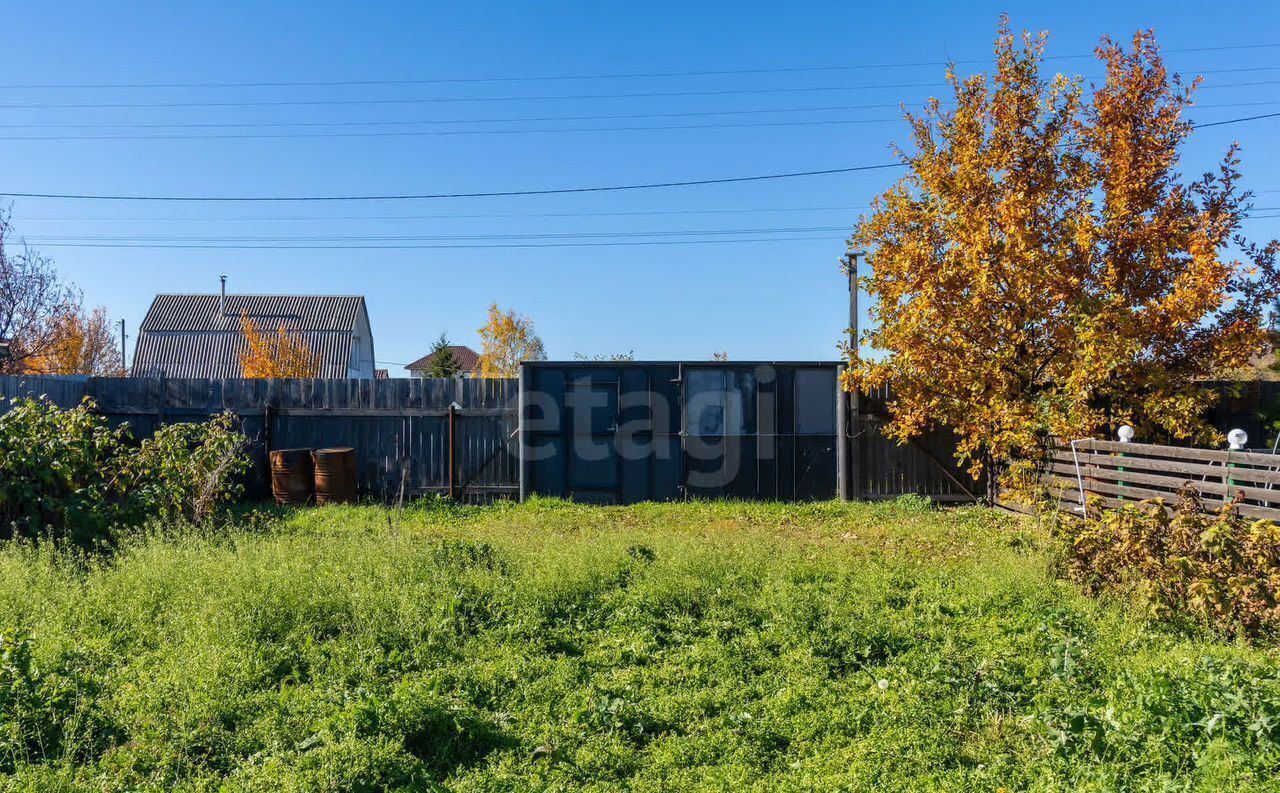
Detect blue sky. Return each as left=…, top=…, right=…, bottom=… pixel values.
left=2, top=0, right=1279, bottom=371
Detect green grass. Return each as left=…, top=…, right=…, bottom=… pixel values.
left=2, top=497, right=1279, bottom=791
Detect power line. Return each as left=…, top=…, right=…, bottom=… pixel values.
left=1, top=42, right=1277, bottom=89
left=17, top=204, right=1280, bottom=224
left=0, top=81, right=953, bottom=110
left=23, top=207, right=1280, bottom=242
left=23, top=235, right=844, bottom=251
left=11, top=205, right=870, bottom=222
left=1189, top=110, right=1280, bottom=128
left=0, top=163, right=904, bottom=202
left=0, top=103, right=908, bottom=130
left=2, top=109, right=1274, bottom=203
left=0, top=97, right=1274, bottom=143
left=3, top=97, right=1277, bottom=132
left=29, top=215, right=1280, bottom=250
left=5, top=105, right=1278, bottom=141
left=0, top=116, right=906, bottom=141
left=18, top=224, right=851, bottom=242
left=0, top=72, right=1275, bottom=112
left=19, top=208, right=1280, bottom=251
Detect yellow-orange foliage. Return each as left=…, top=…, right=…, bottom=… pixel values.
left=846, top=20, right=1280, bottom=481
left=475, top=303, right=547, bottom=377
left=238, top=313, right=320, bottom=378
left=24, top=306, right=124, bottom=376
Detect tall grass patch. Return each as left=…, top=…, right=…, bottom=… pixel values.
left=0, top=499, right=1278, bottom=790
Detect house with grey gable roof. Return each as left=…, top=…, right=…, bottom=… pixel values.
left=132, top=284, right=375, bottom=379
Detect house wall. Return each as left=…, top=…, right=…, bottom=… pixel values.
left=348, top=310, right=375, bottom=378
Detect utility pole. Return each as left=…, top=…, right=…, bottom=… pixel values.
left=839, top=252, right=865, bottom=501
left=119, top=319, right=128, bottom=375
left=845, top=251, right=863, bottom=353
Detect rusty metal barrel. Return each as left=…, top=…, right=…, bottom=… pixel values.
left=270, top=448, right=314, bottom=506
left=312, top=447, right=357, bottom=505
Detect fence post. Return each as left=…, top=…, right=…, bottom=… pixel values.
left=1116, top=424, right=1133, bottom=501
left=836, top=367, right=849, bottom=501
left=448, top=400, right=460, bottom=500
left=1227, top=428, right=1247, bottom=502
left=518, top=365, right=528, bottom=502
left=1069, top=439, right=1088, bottom=514
left=156, top=374, right=167, bottom=427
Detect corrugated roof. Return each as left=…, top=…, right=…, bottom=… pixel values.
left=406, top=345, right=481, bottom=373
left=132, top=331, right=355, bottom=378
left=132, top=293, right=367, bottom=378
left=140, top=294, right=364, bottom=333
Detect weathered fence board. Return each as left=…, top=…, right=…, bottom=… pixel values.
left=0, top=375, right=518, bottom=504
left=855, top=417, right=979, bottom=502
left=854, top=383, right=984, bottom=502
left=0, top=375, right=88, bottom=409
left=1037, top=438, right=1280, bottom=522
left=4, top=372, right=979, bottom=506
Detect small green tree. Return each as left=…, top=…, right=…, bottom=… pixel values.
left=424, top=332, right=462, bottom=378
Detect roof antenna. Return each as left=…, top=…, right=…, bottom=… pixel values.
left=219, top=274, right=227, bottom=316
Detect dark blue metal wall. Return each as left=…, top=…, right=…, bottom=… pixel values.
left=519, top=361, right=840, bottom=503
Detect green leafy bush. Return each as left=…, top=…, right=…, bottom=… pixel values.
left=0, top=396, right=249, bottom=545
left=0, top=397, right=132, bottom=545
left=1061, top=489, right=1280, bottom=639
left=121, top=412, right=250, bottom=524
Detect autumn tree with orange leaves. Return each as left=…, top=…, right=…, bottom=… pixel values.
left=25, top=306, right=124, bottom=376
left=476, top=303, right=546, bottom=377
left=0, top=211, right=81, bottom=374
left=237, top=313, right=320, bottom=378
left=845, top=20, right=1280, bottom=490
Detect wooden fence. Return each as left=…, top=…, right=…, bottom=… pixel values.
left=0, top=375, right=519, bottom=503
left=852, top=384, right=984, bottom=502
left=1041, top=438, right=1280, bottom=521
left=1, top=374, right=982, bottom=506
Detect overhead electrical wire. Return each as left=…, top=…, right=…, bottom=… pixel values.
left=4, top=107, right=1279, bottom=141
left=3, top=97, right=1279, bottom=133
left=3, top=46, right=1277, bottom=255
left=23, top=235, right=845, bottom=251
left=18, top=223, right=851, bottom=242
left=25, top=207, right=1280, bottom=245
left=11, top=205, right=871, bottom=222
left=0, top=116, right=909, bottom=141
left=0, top=81, right=974, bottom=110
left=0, top=42, right=1276, bottom=89
left=17, top=204, right=1280, bottom=224
left=0, top=103, right=908, bottom=130
left=0, top=98, right=1275, bottom=206
left=27, top=217, right=1280, bottom=250
left=0, top=163, right=904, bottom=202
left=0, top=98, right=1272, bottom=144
left=1186, top=109, right=1280, bottom=127
left=2, top=104, right=1274, bottom=203
left=1, top=72, right=1278, bottom=112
